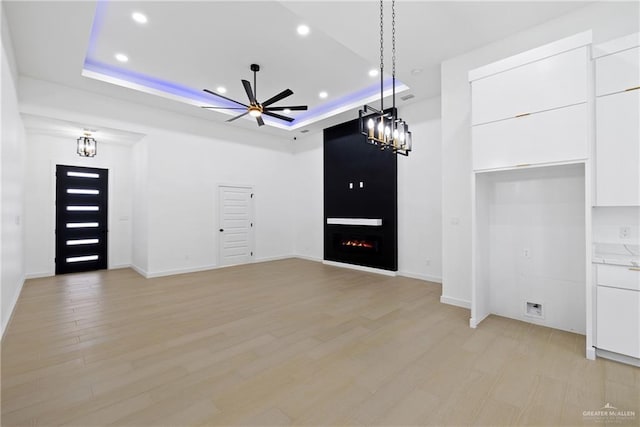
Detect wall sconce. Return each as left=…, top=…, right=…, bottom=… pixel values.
left=77, top=132, right=97, bottom=157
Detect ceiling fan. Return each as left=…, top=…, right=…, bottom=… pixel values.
left=202, top=64, right=308, bottom=127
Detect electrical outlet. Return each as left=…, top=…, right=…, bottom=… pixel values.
left=425, top=259, right=431, bottom=266
left=619, top=226, right=631, bottom=239
left=523, top=248, right=531, bottom=259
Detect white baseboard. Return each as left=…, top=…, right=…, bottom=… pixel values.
left=27, top=264, right=133, bottom=279
left=596, top=348, right=640, bottom=367
left=294, top=255, right=323, bottom=263
left=130, top=264, right=149, bottom=278
left=254, top=255, right=294, bottom=263
left=398, top=271, right=442, bottom=283
left=322, top=260, right=397, bottom=277
left=109, top=263, right=132, bottom=270
left=25, top=271, right=54, bottom=279
left=144, top=264, right=219, bottom=279
left=440, top=295, right=471, bottom=309
left=135, top=256, right=305, bottom=279
left=2, top=276, right=25, bottom=340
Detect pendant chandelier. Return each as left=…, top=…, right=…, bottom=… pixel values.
left=77, top=132, right=97, bottom=157
left=359, top=0, right=412, bottom=156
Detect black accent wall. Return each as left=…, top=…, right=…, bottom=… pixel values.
left=323, top=116, right=398, bottom=271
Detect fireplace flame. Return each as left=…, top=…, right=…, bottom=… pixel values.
left=342, top=239, right=375, bottom=249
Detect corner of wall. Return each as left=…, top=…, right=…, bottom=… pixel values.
left=1, top=276, right=25, bottom=339
left=1, top=9, right=27, bottom=339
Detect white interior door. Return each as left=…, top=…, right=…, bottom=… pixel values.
left=218, top=185, right=254, bottom=267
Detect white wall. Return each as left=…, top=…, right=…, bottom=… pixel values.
left=593, top=207, right=640, bottom=245
left=131, top=138, right=149, bottom=274
left=397, top=97, right=442, bottom=282
left=292, top=97, right=443, bottom=282
left=143, top=129, right=295, bottom=277
left=441, top=1, right=640, bottom=307
left=18, top=77, right=295, bottom=278
left=1, top=6, right=26, bottom=336
left=291, top=133, right=324, bottom=261
left=23, top=133, right=134, bottom=277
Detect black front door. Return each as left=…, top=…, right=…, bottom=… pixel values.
left=55, top=165, right=108, bottom=274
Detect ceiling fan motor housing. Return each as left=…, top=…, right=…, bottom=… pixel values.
left=202, top=62, right=306, bottom=127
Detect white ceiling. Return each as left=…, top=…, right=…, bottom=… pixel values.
left=5, top=0, right=590, bottom=137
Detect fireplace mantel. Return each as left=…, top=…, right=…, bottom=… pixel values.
left=326, top=218, right=383, bottom=226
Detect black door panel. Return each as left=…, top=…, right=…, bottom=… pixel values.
left=55, top=165, right=108, bottom=274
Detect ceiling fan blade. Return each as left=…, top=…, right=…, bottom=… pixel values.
left=256, top=116, right=265, bottom=127
left=227, top=111, right=250, bottom=122
left=201, top=106, right=246, bottom=109
left=203, top=88, right=248, bottom=107
left=262, top=110, right=294, bottom=122
left=261, top=89, right=293, bottom=107
left=264, top=105, right=308, bottom=112
left=242, top=80, right=256, bottom=104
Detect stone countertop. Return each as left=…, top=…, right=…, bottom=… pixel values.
left=593, top=243, right=640, bottom=267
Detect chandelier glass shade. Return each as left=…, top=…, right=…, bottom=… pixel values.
left=358, top=0, right=412, bottom=156
left=77, top=134, right=97, bottom=157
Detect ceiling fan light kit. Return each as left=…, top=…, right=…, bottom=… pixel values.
left=359, top=0, right=412, bottom=156
left=202, top=63, right=308, bottom=127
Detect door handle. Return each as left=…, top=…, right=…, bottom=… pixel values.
left=219, top=229, right=224, bottom=232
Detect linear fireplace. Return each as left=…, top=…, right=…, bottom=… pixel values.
left=325, top=223, right=392, bottom=270
left=323, top=116, right=397, bottom=272
left=334, top=234, right=380, bottom=253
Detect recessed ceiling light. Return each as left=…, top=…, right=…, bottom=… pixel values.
left=318, top=91, right=328, bottom=99
left=297, top=25, right=310, bottom=36
left=216, top=86, right=227, bottom=94
left=283, top=108, right=291, bottom=114
left=115, top=53, right=129, bottom=63
left=132, top=12, right=147, bottom=24
left=369, top=69, right=379, bottom=77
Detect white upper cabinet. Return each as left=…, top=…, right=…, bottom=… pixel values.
left=596, top=47, right=640, bottom=96
left=594, top=33, right=640, bottom=207
left=596, top=90, right=640, bottom=206
left=469, top=31, right=592, bottom=171
left=471, top=47, right=588, bottom=126
left=473, top=103, right=588, bottom=171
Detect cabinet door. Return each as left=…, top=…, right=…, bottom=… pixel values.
left=596, top=90, right=640, bottom=206
left=471, top=47, right=588, bottom=126
left=472, top=103, right=587, bottom=171
left=596, top=286, right=640, bottom=358
left=596, top=47, right=640, bottom=97
left=596, top=264, right=640, bottom=291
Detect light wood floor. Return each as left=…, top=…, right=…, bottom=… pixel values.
left=2, top=259, right=638, bottom=426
